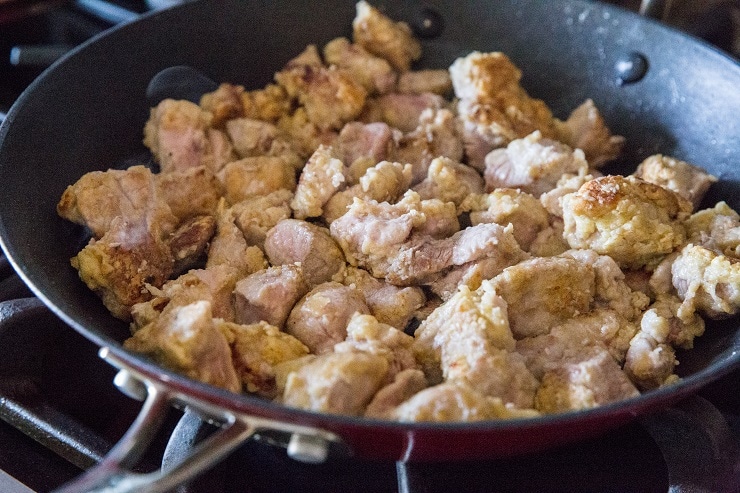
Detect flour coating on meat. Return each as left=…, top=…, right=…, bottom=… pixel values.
left=58, top=1, right=735, bottom=422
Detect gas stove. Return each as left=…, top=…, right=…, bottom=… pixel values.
left=1, top=1, right=739, bottom=492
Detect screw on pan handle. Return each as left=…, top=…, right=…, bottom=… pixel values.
left=51, top=346, right=342, bottom=493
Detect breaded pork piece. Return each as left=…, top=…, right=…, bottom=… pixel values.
left=684, top=201, right=740, bottom=258
left=484, top=131, right=589, bottom=197
left=562, top=175, right=692, bottom=269
left=489, top=256, right=596, bottom=339
left=334, top=313, right=419, bottom=382
left=72, top=216, right=175, bottom=321
left=218, top=319, right=309, bottom=398
left=634, top=154, right=717, bottom=211
left=390, top=382, right=539, bottom=422
left=291, top=145, right=347, bottom=219
left=450, top=52, right=559, bottom=169
left=672, top=243, right=740, bottom=319
left=275, top=46, right=367, bottom=131
left=323, top=37, right=397, bottom=95
left=534, top=349, right=639, bottom=414
left=352, top=0, right=422, bottom=72
left=554, top=99, right=624, bottom=167
left=282, top=351, right=389, bottom=415
left=414, top=282, right=538, bottom=408
left=412, top=156, right=485, bottom=208
left=124, top=301, right=241, bottom=392
left=323, top=160, right=412, bottom=223
left=460, top=188, right=550, bottom=251
left=393, top=108, right=464, bottom=184
left=623, top=295, right=705, bottom=390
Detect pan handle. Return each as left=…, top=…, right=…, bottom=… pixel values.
left=51, top=347, right=343, bottom=493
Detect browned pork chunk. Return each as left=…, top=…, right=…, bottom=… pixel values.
left=413, top=283, right=539, bottom=409
left=483, top=131, right=589, bottom=197
left=219, top=320, right=309, bottom=398
left=361, top=92, right=447, bottom=133
left=286, top=282, right=371, bottom=354
left=154, top=166, right=222, bottom=221
left=562, top=175, right=692, bottom=269
left=397, top=69, right=452, bottom=96
left=364, top=368, right=427, bottom=419
left=130, top=264, right=241, bottom=330
left=199, top=83, right=244, bottom=127
left=124, top=301, right=241, bottom=392
left=57, top=165, right=179, bottom=239
left=334, top=266, right=425, bottom=330
left=230, top=189, right=293, bottom=249
left=534, top=349, right=639, bottom=413
left=634, top=154, right=718, bottom=211
left=352, top=0, right=421, bottom=72
left=335, top=122, right=399, bottom=181
left=143, top=99, right=223, bottom=173
left=554, top=99, right=624, bottom=167
left=264, top=219, right=346, bottom=287
left=323, top=37, right=397, bottom=95
left=275, top=46, right=368, bottom=131
left=282, top=351, right=389, bottom=415
left=233, top=264, right=309, bottom=328
left=206, top=202, right=268, bottom=279
left=450, top=52, right=559, bottom=169
left=334, top=313, right=419, bottom=381
left=389, top=382, right=539, bottom=422
left=72, top=216, right=175, bottom=321
left=219, top=156, right=296, bottom=204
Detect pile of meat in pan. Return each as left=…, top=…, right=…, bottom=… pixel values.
left=56, top=1, right=740, bottom=422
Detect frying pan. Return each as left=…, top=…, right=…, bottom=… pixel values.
left=0, top=0, right=739, bottom=491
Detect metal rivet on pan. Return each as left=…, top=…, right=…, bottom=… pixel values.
left=287, top=433, right=330, bottom=464
left=113, top=369, right=148, bottom=401
left=412, top=7, right=445, bottom=39
left=615, top=52, right=649, bottom=85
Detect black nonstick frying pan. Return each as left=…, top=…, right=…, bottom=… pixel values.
left=0, top=0, right=738, bottom=491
